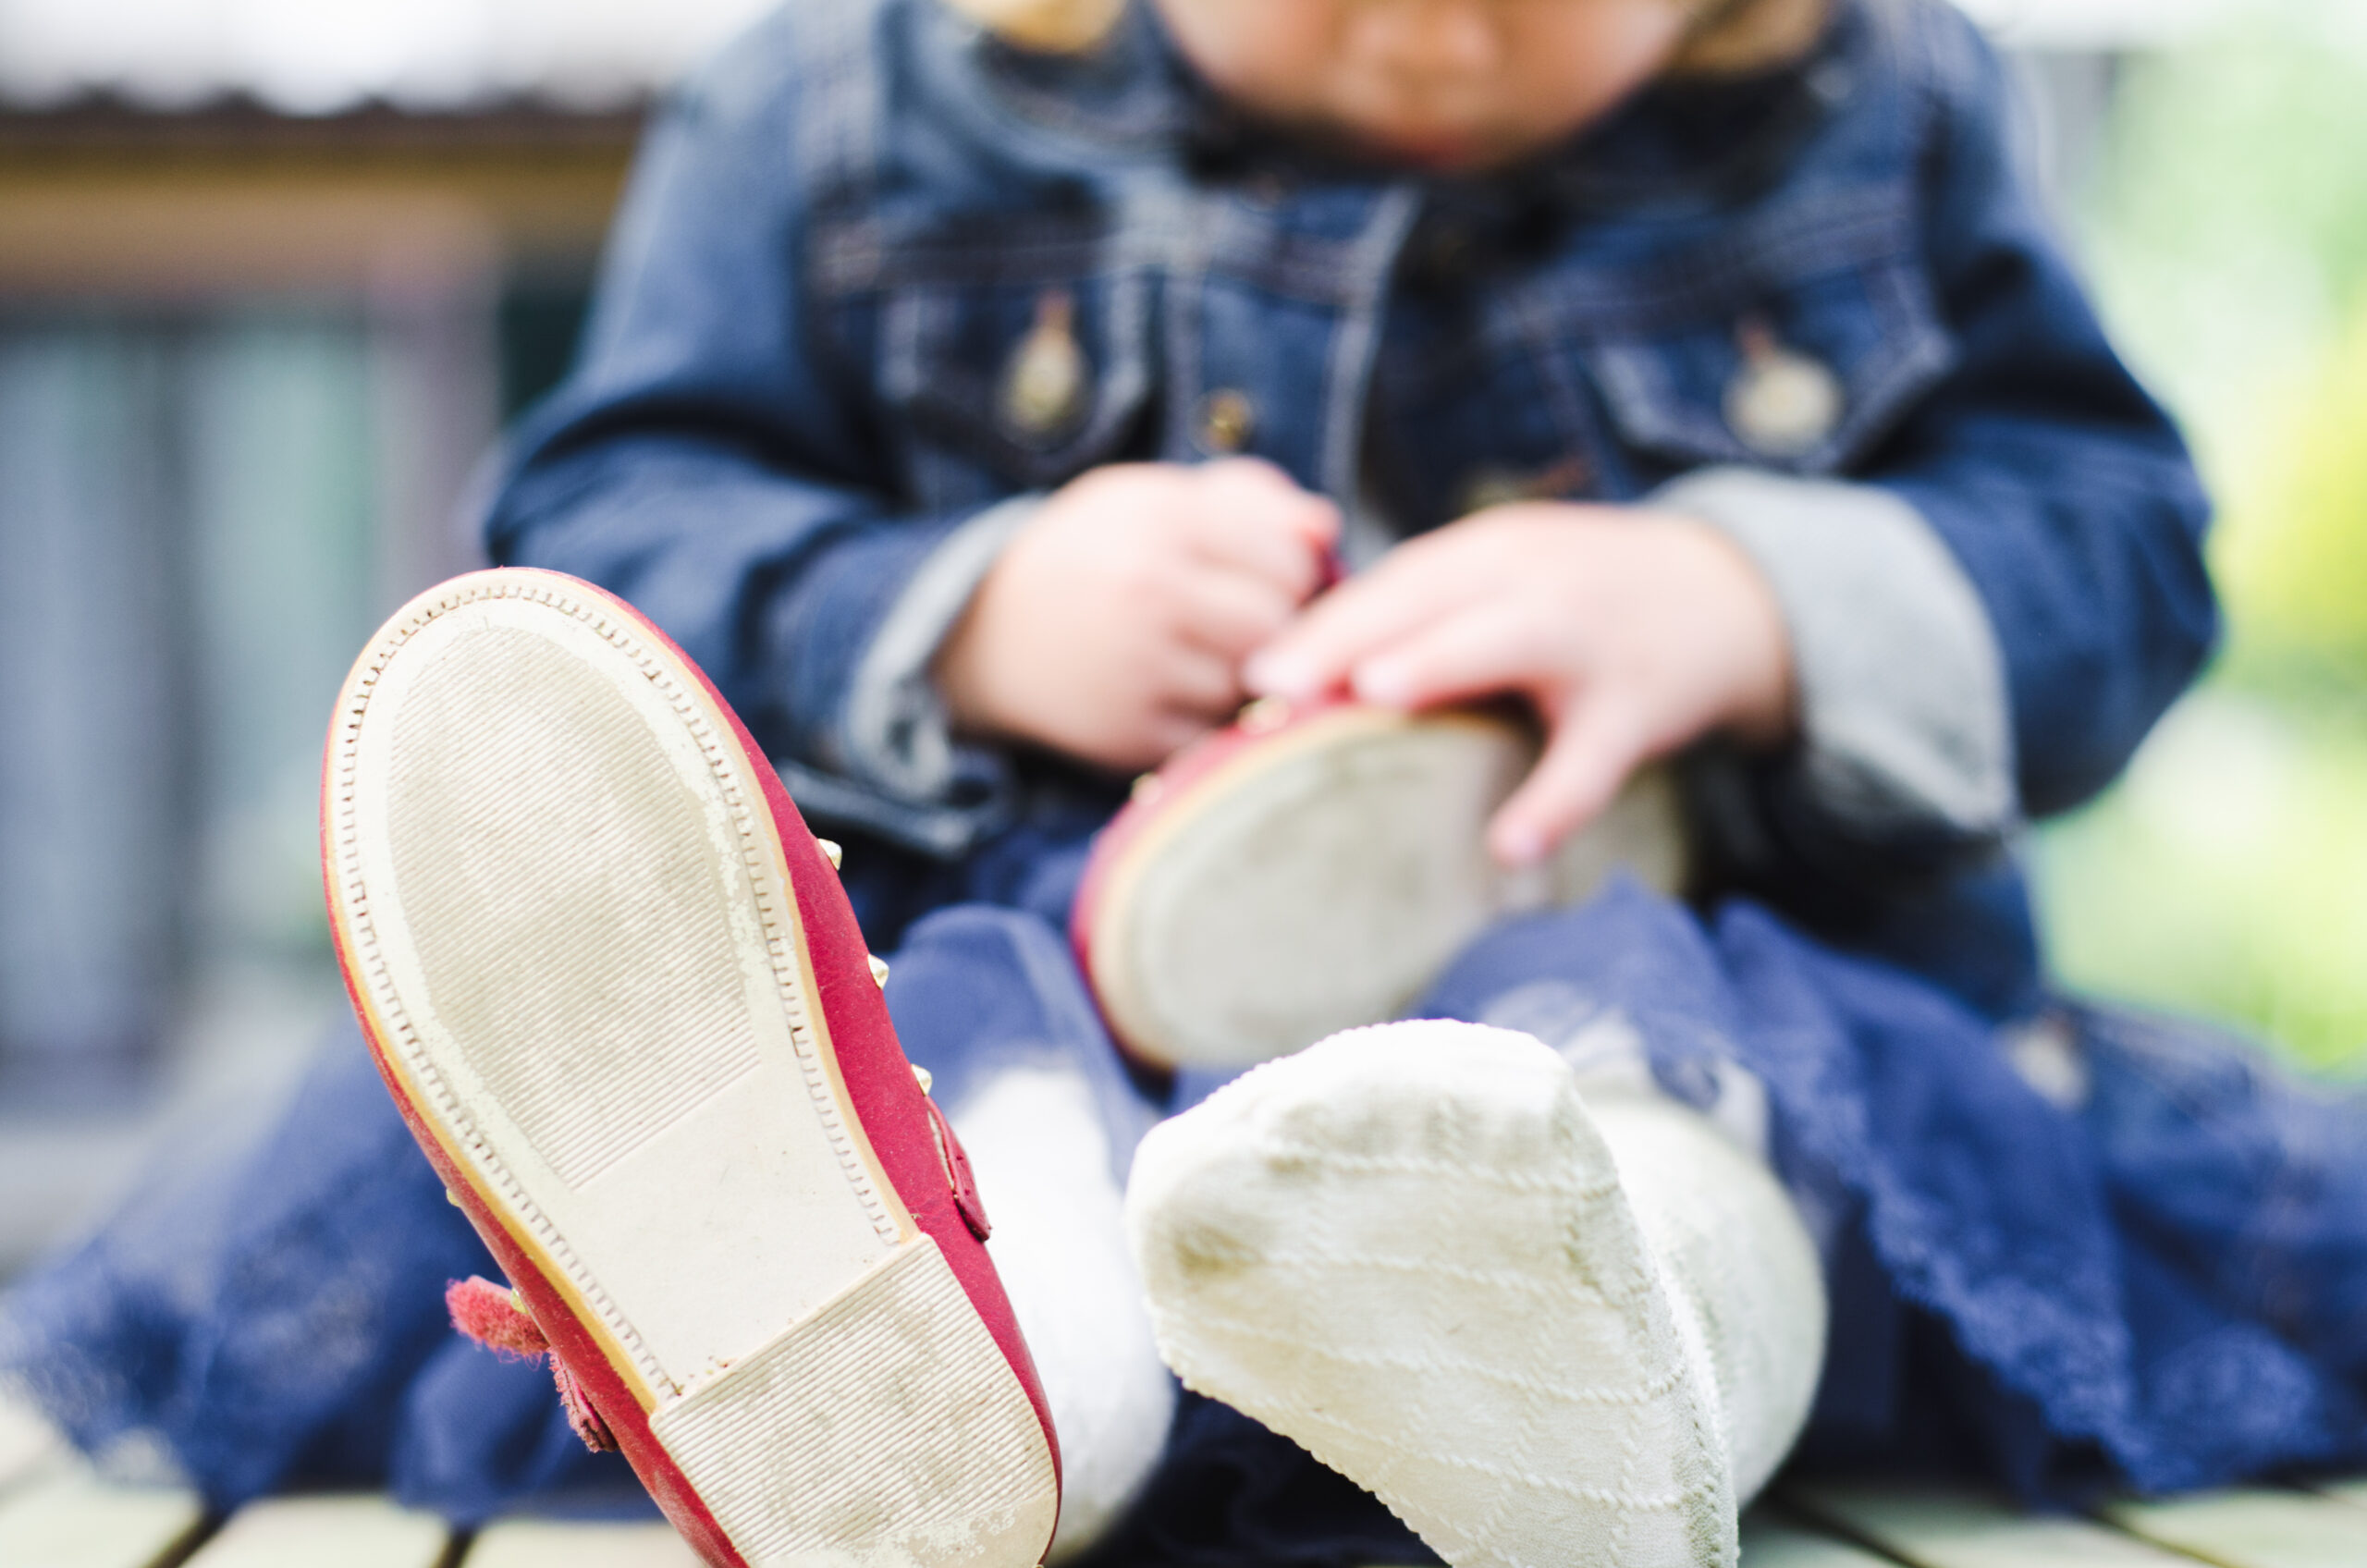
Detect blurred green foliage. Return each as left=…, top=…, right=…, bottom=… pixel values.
left=2100, top=9, right=2367, bottom=312
left=2216, top=312, right=2367, bottom=691
left=2034, top=5, right=2367, bottom=1076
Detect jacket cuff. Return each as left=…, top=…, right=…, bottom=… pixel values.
left=1654, top=466, right=2016, bottom=840
left=840, top=494, right=1038, bottom=803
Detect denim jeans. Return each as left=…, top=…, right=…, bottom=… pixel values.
left=7, top=879, right=2360, bottom=1556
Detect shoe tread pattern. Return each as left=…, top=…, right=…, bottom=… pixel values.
left=326, top=574, right=901, bottom=1395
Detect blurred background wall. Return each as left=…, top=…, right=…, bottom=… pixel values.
left=0, top=0, right=2360, bottom=1277
left=0, top=0, right=698, bottom=1271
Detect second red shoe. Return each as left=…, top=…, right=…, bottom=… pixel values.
left=1073, top=697, right=1690, bottom=1072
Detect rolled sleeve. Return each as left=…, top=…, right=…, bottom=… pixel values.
left=1657, top=465, right=2016, bottom=843
left=840, top=495, right=1038, bottom=803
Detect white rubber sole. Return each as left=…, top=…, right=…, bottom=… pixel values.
left=1093, top=713, right=1688, bottom=1069
left=1126, top=1023, right=1735, bottom=1568
left=325, top=576, right=1056, bottom=1568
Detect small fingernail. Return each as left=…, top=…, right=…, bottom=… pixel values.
left=1352, top=662, right=1410, bottom=708
left=1244, top=652, right=1302, bottom=696
left=1495, top=825, right=1547, bottom=868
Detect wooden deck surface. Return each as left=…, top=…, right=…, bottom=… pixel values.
left=1, top=1402, right=2359, bottom=1568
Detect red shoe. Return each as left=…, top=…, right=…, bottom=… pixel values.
left=323, top=570, right=1060, bottom=1568
left=1073, top=697, right=1690, bottom=1072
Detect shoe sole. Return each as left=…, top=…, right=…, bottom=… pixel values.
left=1075, top=703, right=1689, bottom=1071
left=324, top=570, right=1058, bottom=1568
left=1125, top=1023, right=1735, bottom=1568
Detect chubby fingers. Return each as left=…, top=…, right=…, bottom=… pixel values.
left=1487, top=694, right=1649, bottom=868
left=1194, top=458, right=1340, bottom=545
left=1077, top=641, right=1241, bottom=771
left=1169, top=567, right=1305, bottom=662
left=1243, top=539, right=1490, bottom=701
left=1151, top=635, right=1247, bottom=715
left=1342, top=606, right=1547, bottom=711
left=1184, top=459, right=1341, bottom=596
left=1281, top=589, right=1651, bottom=865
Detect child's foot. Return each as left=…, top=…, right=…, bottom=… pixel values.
left=1124, top=1022, right=1736, bottom=1568
left=1072, top=700, right=1688, bottom=1072
left=325, top=570, right=1059, bottom=1568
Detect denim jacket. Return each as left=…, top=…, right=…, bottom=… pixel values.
left=485, top=0, right=2215, bottom=991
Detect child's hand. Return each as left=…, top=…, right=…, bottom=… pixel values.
left=937, top=459, right=1340, bottom=771
left=1244, top=503, right=1796, bottom=865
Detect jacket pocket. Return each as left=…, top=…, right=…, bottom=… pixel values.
left=877, top=261, right=1156, bottom=507
left=1551, top=195, right=1956, bottom=478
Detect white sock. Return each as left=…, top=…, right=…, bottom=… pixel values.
left=1584, top=1081, right=1825, bottom=1504
left=1123, top=1022, right=1825, bottom=1568
left=950, top=1068, right=1176, bottom=1561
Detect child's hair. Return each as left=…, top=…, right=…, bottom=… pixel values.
left=942, top=0, right=1834, bottom=79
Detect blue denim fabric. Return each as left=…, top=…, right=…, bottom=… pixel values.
left=1, top=0, right=2293, bottom=1549
left=0, top=900, right=1143, bottom=1525
left=7, top=885, right=2362, bottom=1545
left=484, top=0, right=2214, bottom=914
left=1421, top=882, right=2367, bottom=1501
left=881, top=903, right=1160, bottom=1183
left=0, top=1014, right=646, bottom=1521
left=483, top=0, right=2214, bottom=1028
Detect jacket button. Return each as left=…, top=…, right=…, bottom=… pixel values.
left=1724, top=320, right=1842, bottom=458
left=998, top=288, right=1091, bottom=442
left=1195, top=387, right=1256, bottom=453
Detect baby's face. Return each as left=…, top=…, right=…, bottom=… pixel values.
left=1154, top=0, right=1694, bottom=171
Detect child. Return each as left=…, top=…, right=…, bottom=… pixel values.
left=7, top=1, right=2365, bottom=1565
